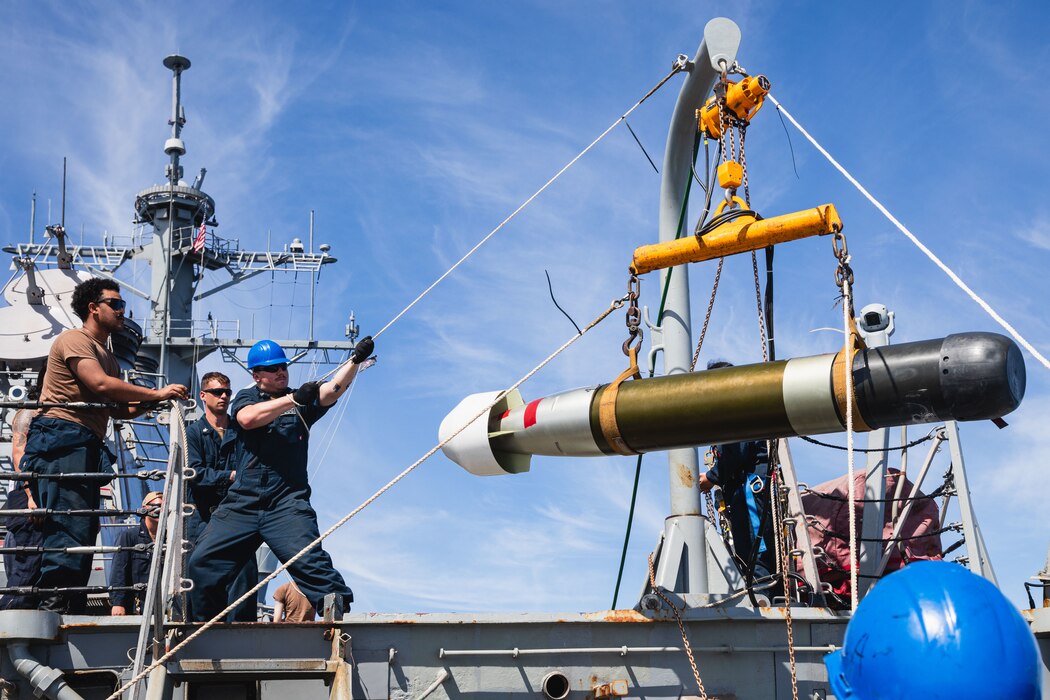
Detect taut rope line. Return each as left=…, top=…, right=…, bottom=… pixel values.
left=768, top=94, right=1050, bottom=373
left=320, top=63, right=686, bottom=382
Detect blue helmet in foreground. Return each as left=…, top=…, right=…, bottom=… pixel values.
left=247, top=339, right=289, bottom=370
left=825, top=560, right=1040, bottom=699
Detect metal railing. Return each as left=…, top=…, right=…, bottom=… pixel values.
left=145, top=316, right=241, bottom=340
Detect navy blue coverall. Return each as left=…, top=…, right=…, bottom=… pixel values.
left=705, top=440, right=776, bottom=578
left=24, top=416, right=115, bottom=613
left=184, top=416, right=258, bottom=622
left=186, top=386, right=352, bottom=621
left=108, top=521, right=152, bottom=613
left=0, top=487, right=43, bottom=610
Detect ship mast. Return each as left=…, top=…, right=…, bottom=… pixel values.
left=650, top=19, right=741, bottom=595
left=5, top=55, right=359, bottom=390
left=133, top=54, right=210, bottom=384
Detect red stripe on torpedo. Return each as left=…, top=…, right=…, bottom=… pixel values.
left=523, top=399, right=542, bottom=429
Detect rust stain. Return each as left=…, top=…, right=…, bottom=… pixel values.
left=599, top=609, right=652, bottom=623
left=675, top=462, right=694, bottom=488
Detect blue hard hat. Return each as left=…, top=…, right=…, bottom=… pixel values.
left=825, top=560, right=1040, bottom=699
left=246, top=339, right=289, bottom=370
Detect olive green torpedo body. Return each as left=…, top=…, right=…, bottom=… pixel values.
left=439, top=332, right=1025, bottom=476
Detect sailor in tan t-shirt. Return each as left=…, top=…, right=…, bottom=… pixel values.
left=22, top=278, right=188, bottom=614
left=272, top=580, right=315, bottom=622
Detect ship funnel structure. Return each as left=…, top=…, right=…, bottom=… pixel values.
left=440, top=332, right=1025, bottom=476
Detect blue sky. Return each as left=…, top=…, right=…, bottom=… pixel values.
left=1, top=1, right=1048, bottom=612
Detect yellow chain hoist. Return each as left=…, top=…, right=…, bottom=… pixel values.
left=700, top=72, right=770, bottom=203
left=628, top=69, right=842, bottom=276
left=698, top=74, right=771, bottom=140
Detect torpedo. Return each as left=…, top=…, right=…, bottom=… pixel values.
left=439, top=332, right=1025, bottom=476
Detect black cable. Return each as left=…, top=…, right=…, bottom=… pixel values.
left=695, top=208, right=760, bottom=239
left=624, top=118, right=659, bottom=174
left=809, top=519, right=956, bottom=543
left=544, top=270, right=581, bottom=335
left=764, top=245, right=775, bottom=361
left=1024, top=581, right=1050, bottom=609
left=797, top=431, right=937, bottom=453
left=693, top=138, right=717, bottom=233
left=802, top=483, right=947, bottom=504
left=775, top=104, right=800, bottom=180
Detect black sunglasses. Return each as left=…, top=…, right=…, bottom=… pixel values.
left=202, top=387, right=232, bottom=397
left=95, top=297, right=127, bottom=311
left=255, top=363, right=288, bottom=373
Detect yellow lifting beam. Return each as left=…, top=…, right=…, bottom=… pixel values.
left=630, top=203, right=842, bottom=276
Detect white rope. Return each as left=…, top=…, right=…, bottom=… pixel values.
left=316, top=66, right=685, bottom=385
left=842, top=278, right=859, bottom=612
left=108, top=295, right=627, bottom=700
left=309, top=375, right=356, bottom=479
left=768, top=94, right=1050, bottom=373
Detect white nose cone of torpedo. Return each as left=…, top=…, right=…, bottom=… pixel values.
left=439, top=389, right=531, bottom=476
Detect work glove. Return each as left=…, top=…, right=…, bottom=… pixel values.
left=352, top=336, right=374, bottom=365
left=292, top=381, right=321, bottom=406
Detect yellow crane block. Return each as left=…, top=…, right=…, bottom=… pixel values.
left=630, top=204, right=842, bottom=275
left=698, top=75, right=771, bottom=139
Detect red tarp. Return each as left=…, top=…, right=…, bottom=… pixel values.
left=800, top=469, right=943, bottom=603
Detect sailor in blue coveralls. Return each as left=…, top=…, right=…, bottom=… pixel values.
left=109, top=491, right=163, bottom=615
left=184, top=371, right=258, bottom=621
left=21, top=279, right=188, bottom=614
left=187, top=335, right=374, bottom=621
left=0, top=395, right=45, bottom=610
left=698, top=361, right=776, bottom=579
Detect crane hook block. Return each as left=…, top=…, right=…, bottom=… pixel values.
left=717, top=161, right=744, bottom=189
left=629, top=204, right=842, bottom=276
left=698, top=74, right=771, bottom=139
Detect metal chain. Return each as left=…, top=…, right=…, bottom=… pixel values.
left=770, top=471, right=800, bottom=700
left=692, top=258, right=726, bottom=532
left=702, top=490, right=730, bottom=539
left=622, top=273, right=643, bottom=355
left=699, top=448, right=731, bottom=537
left=647, top=554, right=709, bottom=700
left=751, top=251, right=769, bottom=362
left=717, top=72, right=729, bottom=165
left=689, top=258, right=724, bottom=372
left=833, top=231, right=855, bottom=317
left=739, top=126, right=751, bottom=207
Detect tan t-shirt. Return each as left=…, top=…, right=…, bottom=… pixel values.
left=39, top=328, right=121, bottom=439
left=273, top=582, right=315, bottom=622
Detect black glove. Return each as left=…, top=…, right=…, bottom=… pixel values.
left=292, top=381, right=321, bottom=406
left=351, top=336, right=374, bottom=365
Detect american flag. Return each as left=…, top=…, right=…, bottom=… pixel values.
left=192, top=221, right=207, bottom=253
